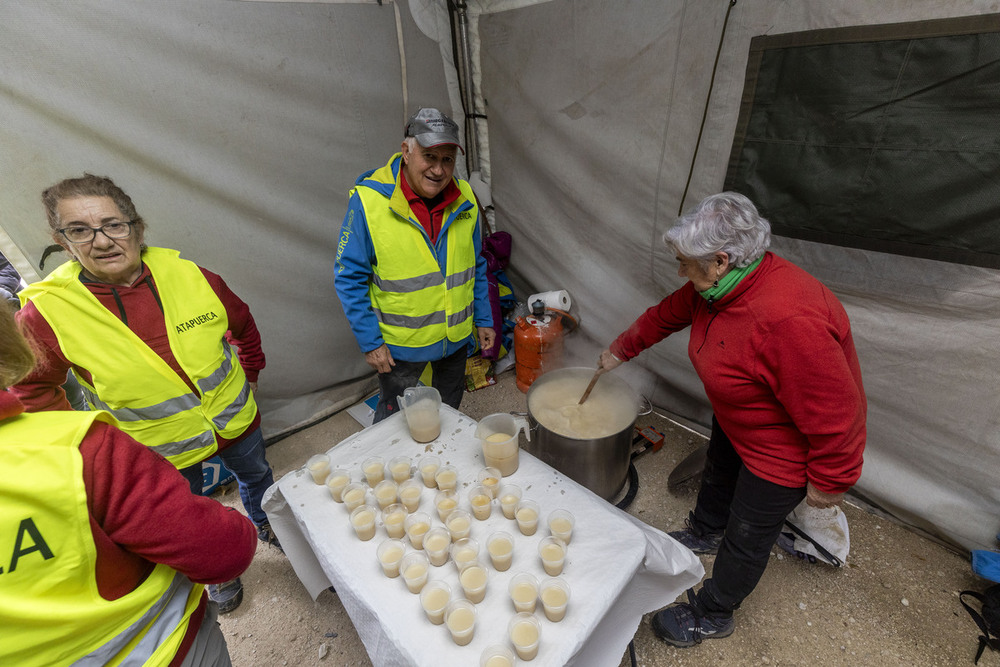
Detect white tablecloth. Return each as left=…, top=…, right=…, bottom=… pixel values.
left=262, top=405, right=703, bottom=667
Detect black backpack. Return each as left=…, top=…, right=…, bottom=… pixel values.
left=960, top=583, right=1000, bottom=664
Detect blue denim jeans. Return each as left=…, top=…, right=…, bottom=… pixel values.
left=690, top=418, right=807, bottom=615
left=181, top=427, right=274, bottom=528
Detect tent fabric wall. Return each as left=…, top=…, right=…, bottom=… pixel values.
left=2, top=0, right=998, bottom=554
left=0, top=0, right=456, bottom=437
left=477, top=0, right=1000, bottom=552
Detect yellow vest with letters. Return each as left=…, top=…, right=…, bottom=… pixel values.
left=0, top=409, right=202, bottom=666
left=19, top=247, right=257, bottom=469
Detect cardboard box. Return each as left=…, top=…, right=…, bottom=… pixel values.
left=200, top=455, right=235, bottom=495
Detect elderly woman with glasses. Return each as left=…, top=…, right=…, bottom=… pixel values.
left=12, top=173, right=278, bottom=614
left=598, top=192, right=867, bottom=648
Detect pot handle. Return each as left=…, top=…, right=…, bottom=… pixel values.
left=637, top=394, right=653, bottom=417
left=510, top=412, right=532, bottom=441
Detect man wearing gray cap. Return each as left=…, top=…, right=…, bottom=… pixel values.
left=335, top=107, right=495, bottom=422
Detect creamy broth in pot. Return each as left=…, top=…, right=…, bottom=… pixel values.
left=528, top=373, right=636, bottom=439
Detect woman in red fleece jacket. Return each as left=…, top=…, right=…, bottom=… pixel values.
left=0, top=299, right=256, bottom=666
left=599, top=192, right=866, bottom=649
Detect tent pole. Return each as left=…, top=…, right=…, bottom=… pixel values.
left=452, top=0, right=480, bottom=172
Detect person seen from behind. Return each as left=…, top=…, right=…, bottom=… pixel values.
left=0, top=299, right=256, bottom=666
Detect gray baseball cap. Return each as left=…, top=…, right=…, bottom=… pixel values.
left=405, top=108, right=464, bottom=153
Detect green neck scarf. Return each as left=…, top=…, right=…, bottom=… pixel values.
left=699, top=254, right=764, bottom=303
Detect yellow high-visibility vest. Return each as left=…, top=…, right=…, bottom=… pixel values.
left=354, top=158, right=477, bottom=350
left=19, top=247, right=257, bottom=468
left=0, top=409, right=202, bottom=666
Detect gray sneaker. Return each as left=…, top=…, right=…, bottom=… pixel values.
left=668, top=516, right=723, bottom=555
left=652, top=600, right=735, bottom=647
left=208, top=577, right=243, bottom=614
left=257, top=522, right=284, bottom=554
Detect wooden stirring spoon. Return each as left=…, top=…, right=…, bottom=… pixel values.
left=578, top=368, right=606, bottom=405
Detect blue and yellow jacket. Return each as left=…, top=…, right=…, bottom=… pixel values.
left=334, top=153, right=492, bottom=362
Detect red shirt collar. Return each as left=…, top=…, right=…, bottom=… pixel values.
left=399, top=170, right=461, bottom=243
left=0, top=390, right=25, bottom=421
left=399, top=170, right=460, bottom=210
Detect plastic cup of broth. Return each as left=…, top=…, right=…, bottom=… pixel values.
left=388, top=455, right=412, bottom=483
left=419, top=455, right=441, bottom=488
left=538, top=535, right=567, bottom=576
left=547, top=508, right=575, bottom=544
left=434, top=489, right=459, bottom=522
left=434, top=464, right=459, bottom=491
left=325, top=468, right=351, bottom=502
left=398, top=478, right=423, bottom=512
left=341, top=482, right=368, bottom=512
left=373, top=479, right=398, bottom=510
left=486, top=530, right=514, bottom=572
left=445, top=599, right=477, bottom=646
left=508, top=572, right=539, bottom=613
left=514, top=498, right=540, bottom=536
left=458, top=561, right=489, bottom=603
left=376, top=538, right=405, bottom=578
left=477, top=467, right=502, bottom=499
left=423, top=527, right=452, bottom=567
left=539, top=576, right=571, bottom=622
left=498, top=484, right=522, bottom=520
left=508, top=611, right=541, bottom=660
left=446, top=509, right=472, bottom=541
left=468, top=485, right=493, bottom=520
left=404, top=511, right=432, bottom=549
left=480, top=644, right=516, bottom=667
left=362, top=455, right=385, bottom=487
left=305, top=454, right=331, bottom=484
left=420, top=580, right=451, bottom=625
left=450, top=537, right=480, bottom=572
left=401, top=551, right=430, bottom=593
left=350, top=504, right=377, bottom=541
left=381, top=503, right=407, bottom=539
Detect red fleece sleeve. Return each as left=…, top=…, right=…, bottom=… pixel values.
left=610, top=283, right=697, bottom=361
left=200, top=267, right=265, bottom=382
left=11, top=301, right=74, bottom=411
left=83, top=421, right=257, bottom=584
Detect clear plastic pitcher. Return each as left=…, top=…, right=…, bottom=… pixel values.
left=475, top=413, right=530, bottom=477
left=398, top=386, right=442, bottom=443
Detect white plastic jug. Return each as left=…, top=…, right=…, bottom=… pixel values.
left=475, top=413, right=530, bottom=476
left=398, top=386, right=442, bottom=443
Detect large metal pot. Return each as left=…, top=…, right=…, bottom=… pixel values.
left=524, top=367, right=639, bottom=500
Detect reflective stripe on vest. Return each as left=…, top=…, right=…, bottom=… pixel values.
left=0, top=410, right=202, bottom=667
left=77, top=572, right=199, bottom=667
left=79, top=343, right=250, bottom=432
left=78, top=383, right=219, bottom=460
left=19, top=247, right=257, bottom=469
left=354, top=157, right=478, bottom=349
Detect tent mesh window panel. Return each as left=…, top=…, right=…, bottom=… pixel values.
left=725, top=14, right=1000, bottom=270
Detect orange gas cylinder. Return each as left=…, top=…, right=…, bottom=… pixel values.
left=514, top=301, right=565, bottom=393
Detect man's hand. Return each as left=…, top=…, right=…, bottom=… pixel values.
left=249, top=381, right=258, bottom=394
left=598, top=348, right=624, bottom=372
left=805, top=482, right=844, bottom=509
left=478, top=327, right=496, bottom=354
left=365, top=344, right=395, bottom=374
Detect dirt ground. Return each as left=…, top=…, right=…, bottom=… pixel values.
left=212, top=368, right=991, bottom=666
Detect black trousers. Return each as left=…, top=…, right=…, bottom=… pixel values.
left=372, top=347, right=467, bottom=423
left=691, top=418, right=806, bottom=616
